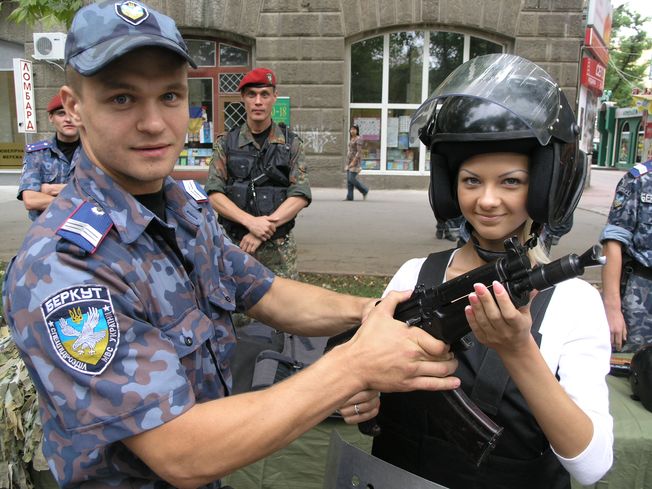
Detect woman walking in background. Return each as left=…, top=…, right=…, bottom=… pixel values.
left=345, top=125, right=369, bottom=201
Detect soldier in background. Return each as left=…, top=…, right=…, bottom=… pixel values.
left=600, top=159, right=652, bottom=352
left=17, top=93, right=80, bottom=221
left=205, top=67, right=310, bottom=280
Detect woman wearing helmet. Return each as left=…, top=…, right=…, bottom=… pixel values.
left=371, top=54, right=613, bottom=489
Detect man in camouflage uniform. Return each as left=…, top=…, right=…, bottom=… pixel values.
left=18, top=93, right=80, bottom=221
left=204, top=67, right=310, bottom=280
left=1, top=2, right=459, bottom=487
left=601, top=159, right=652, bottom=352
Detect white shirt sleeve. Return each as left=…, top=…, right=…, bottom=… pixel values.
left=539, top=278, right=614, bottom=484
left=382, top=258, right=427, bottom=297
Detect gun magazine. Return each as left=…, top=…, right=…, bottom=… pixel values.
left=439, top=388, right=504, bottom=467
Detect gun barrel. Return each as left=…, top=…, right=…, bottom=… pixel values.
left=513, top=245, right=604, bottom=295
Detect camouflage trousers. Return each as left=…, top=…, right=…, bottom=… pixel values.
left=0, top=333, right=57, bottom=489
left=231, top=232, right=298, bottom=327
left=622, top=273, right=652, bottom=353
left=241, top=232, right=299, bottom=281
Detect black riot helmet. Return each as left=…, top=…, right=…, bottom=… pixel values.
left=411, top=54, right=586, bottom=230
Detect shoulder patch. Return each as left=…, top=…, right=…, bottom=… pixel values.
left=57, top=201, right=113, bottom=254
left=179, top=180, right=208, bottom=202
left=629, top=160, right=652, bottom=178
left=25, top=139, right=52, bottom=153
left=41, top=285, right=120, bottom=375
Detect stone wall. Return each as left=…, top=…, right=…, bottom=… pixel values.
left=1, top=0, right=585, bottom=187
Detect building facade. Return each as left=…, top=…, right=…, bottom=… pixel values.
left=0, top=0, right=585, bottom=188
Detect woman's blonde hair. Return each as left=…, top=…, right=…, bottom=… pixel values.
left=518, top=219, right=550, bottom=265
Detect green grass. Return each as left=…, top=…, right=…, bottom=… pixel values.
left=298, top=272, right=390, bottom=298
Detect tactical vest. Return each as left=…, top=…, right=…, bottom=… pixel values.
left=220, top=123, right=295, bottom=241
left=372, top=249, right=569, bottom=489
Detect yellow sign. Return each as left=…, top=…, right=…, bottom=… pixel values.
left=0, top=143, right=25, bottom=168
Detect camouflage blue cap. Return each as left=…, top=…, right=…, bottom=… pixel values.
left=65, top=0, right=197, bottom=76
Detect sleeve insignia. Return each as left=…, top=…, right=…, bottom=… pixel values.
left=41, top=285, right=120, bottom=375
left=179, top=180, right=208, bottom=202
left=57, top=201, right=113, bottom=254
left=613, top=193, right=626, bottom=209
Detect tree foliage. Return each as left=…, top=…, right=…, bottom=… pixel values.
left=604, top=4, right=652, bottom=107
left=0, top=0, right=85, bottom=29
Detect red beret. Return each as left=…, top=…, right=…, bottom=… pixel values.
left=238, top=68, right=276, bottom=91
left=47, top=94, right=63, bottom=113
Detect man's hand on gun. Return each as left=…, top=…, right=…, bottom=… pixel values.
left=338, top=290, right=460, bottom=394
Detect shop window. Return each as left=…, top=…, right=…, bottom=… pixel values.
left=220, top=44, right=249, bottom=66
left=470, top=36, right=502, bottom=59
left=187, top=40, right=216, bottom=67
left=351, top=36, right=383, bottom=103
left=428, top=32, right=463, bottom=92
left=618, top=122, right=630, bottom=163
left=351, top=109, right=382, bottom=170
left=386, top=108, right=420, bottom=171
left=349, top=31, right=503, bottom=175
left=389, top=32, right=424, bottom=104
left=177, top=38, right=250, bottom=171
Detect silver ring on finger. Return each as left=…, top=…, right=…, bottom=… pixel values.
left=354, top=403, right=360, bottom=416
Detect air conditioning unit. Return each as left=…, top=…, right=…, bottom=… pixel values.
left=33, top=32, right=67, bottom=60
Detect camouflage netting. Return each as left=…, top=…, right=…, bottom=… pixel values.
left=0, top=332, right=48, bottom=489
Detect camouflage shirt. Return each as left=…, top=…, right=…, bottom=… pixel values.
left=600, top=160, right=652, bottom=268
left=204, top=120, right=311, bottom=202
left=17, top=136, right=80, bottom=221
left=2, top=149, right=274, bottom=488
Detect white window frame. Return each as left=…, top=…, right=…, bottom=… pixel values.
left=349, top=31, right=503, bottom=176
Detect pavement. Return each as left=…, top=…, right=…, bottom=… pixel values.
left=0, top=166, right=626, bottom=285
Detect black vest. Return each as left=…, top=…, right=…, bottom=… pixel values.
left=220, top=124, right=295, bottom=241
left=372, top=249, right=569, bottom=489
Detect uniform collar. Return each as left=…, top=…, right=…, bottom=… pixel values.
left=74, top=149, right=200, bottom=244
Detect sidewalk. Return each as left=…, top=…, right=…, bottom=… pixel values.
left=0, top=167, right=626, bottom=285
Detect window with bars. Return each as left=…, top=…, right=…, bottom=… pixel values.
left=178, top=38, right=251, bottom=169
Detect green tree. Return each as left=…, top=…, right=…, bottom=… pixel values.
left=0, top=0, right=85, bottom=29
left=604, top=4, right=652, bottom=107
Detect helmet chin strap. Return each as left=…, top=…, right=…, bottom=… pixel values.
left=469, top=222, right=541, bottom=262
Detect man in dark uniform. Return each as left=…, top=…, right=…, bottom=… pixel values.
left=205, top=67, right=309, bottom=280
left=17, top=93, right=81, bottom=221
left=1, top=2, right=459, bottom=488
left=600, top=159, right=652, bottom=352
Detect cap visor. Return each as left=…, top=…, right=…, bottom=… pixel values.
left=68, top=34, right=197, bottom=76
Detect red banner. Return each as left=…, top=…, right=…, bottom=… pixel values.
left=581, top=57, right=606, bottom=95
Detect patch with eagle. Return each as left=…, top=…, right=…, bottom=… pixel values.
left=41, top=285, right=120, bottom=375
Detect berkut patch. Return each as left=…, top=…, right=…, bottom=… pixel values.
left=115, top=1, right=149, bottom=25
left=41, top=285, right=120, bottom=375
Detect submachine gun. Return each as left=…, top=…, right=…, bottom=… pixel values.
left=326, top=237, right=605, bottom=467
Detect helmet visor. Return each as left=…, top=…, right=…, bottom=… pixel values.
left=410, top=54, right=563, bottom=146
